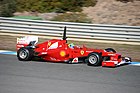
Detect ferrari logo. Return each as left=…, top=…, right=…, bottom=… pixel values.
left=48, top=42, right=51, bottom=46
left=80, top=50, right=84, bottom=55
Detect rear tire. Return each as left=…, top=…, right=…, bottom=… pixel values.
left=17, top=47, right=34, bottom=61
left=87, top=52, right=102, bottom=66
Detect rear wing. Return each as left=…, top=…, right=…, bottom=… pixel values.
left=17, top=36, right=38, bottom=50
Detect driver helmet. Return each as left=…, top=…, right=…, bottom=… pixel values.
left=68, top=43, right=74, bottom=49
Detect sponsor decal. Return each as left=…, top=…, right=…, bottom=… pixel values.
left=86, top=51, right=93, bottom=53
left=17, top=36, right=38, bottom=45
left=41, top=52, right=47, bottom=54
left=48, top=42, right=58, bottom=49
left=50, top=57, right=56, bottom=61
left=60, top=51, right=66, bottom=57
left=80, top=50, right=84, bottom=55
left=72, top=57, right=78, bottom=63
left=48, top=42, right=51, bottom=46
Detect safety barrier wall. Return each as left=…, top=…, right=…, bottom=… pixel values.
left=0, top=17, right=140, bottom=45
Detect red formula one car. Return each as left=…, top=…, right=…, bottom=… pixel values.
left=16, top=27, right=131, bottom=67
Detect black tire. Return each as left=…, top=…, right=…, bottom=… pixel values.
left=105, top=48, right=116, bottom=53
left=87, top=52, right=102, bottom=66
left=17, top=47, right=34, bottom=61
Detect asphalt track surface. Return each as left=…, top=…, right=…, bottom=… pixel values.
left=0, top=54, right=140, bottom=93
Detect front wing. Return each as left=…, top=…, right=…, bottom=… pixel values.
left=102, top=60, right=131, bottom=67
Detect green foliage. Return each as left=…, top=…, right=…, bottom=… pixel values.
left=0, top=0, right=16, bottom=17
left=16, top=0, right=97, bottom=13
left=82, top=0, right=97, bottom=7
left=51, top=12, right=92, bottom=23
left=116, top=0, right=134, bottom=3
left=0, top=0, right=97, bottom=17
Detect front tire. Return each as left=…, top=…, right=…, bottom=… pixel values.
left=87, top=52, right=102, bottom=66
left=17, top=47, right=34, bottom=61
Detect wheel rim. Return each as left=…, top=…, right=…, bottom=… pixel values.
left=89, top=55, right=97, bottom=64
left=19, top=50, right=27, bottom=59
